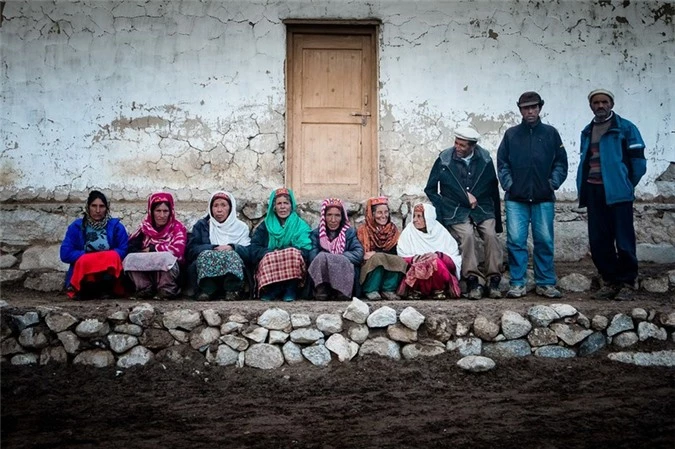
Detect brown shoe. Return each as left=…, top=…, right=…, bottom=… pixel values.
left=592, top=284, right=621, bottom=300
left=614, top=284, right=636, bottom=301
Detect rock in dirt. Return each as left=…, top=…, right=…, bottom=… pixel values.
left=534, top=346, right=576, bottom=358
left=359, top=336, right=401, bottom=360
left=473, top=315, right=499, bottom=341
left=501, top=311, right=532, bottom=340
left=258, top=308, right=291, bottom=330
left=399, top=307, right=425, bottom=331
left=387, top=323, right=417, bottom=343
left=45, top=312, right=78, bottom=333
left=325, top=333, right=356, bottom=362
left=549, top=323, right=593, bottom=346
left=366, top=306, right=397, bottom=328
left=456, top=355, right=496, bottom=372
left=291, top=313, right=312, bottom=328
left=608, top=350, right=675, bottom=367
left=607, top=314, right=634, bottom=337
left=558, top=273, right=591, bottom=292
left=482, top=340, right=531, bottom=358
left=343, top=297, right=370, bottom=324
left=282, top=341, right=304, bottom=365
left=578, top=332, right=607, bottom=357
left=527, top=305, right=560, bottom=328
left=637, top=322, right=667, bottom=341
left=612, top=332, right=639, bottom=348
left=73, top=349, right=115, bottom=368
left=447, top=337, right=482, bottom=356
left=117, top=346, right=154, bottom=368
left=401, top=341, right=446, bottom=359
left=316, top=314, right=343, bottom=334
left=302, top=344, right=332, bottom=367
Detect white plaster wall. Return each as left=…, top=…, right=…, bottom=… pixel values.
left=1, top=0, right=673, bottom=203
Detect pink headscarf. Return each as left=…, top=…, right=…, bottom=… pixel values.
left=130, top=192, right=187, bottom=262
left=318, top=198, right=350, bottom=254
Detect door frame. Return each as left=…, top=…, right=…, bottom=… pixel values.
left=284, top=20, right=380, bottom=200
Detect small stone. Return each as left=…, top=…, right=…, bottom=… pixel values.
left=456, top=355, right=496, bottom=372
left=527, top=305, right=560, bottom=328
left=558, top=273, right=591, bottom=292
left=348, top=324, right=369, bottom=343
left=73, top=349, right=115, bottom=368
left=117, top=346, right=154, bottom=368
left=0, top=269, right=26, bottom=284
left=366, top=306, right=397, bottom=328
left=631, top=308, right=648, bottom=321
left=637, top=322, right=667, bottom=341
left=11, top=353, right=38, bottom=365
left=578, top=332, right=607, bottom=357
left=425, top=315, right=453, bottom=342
left=19, top=245, right=68, bottom=271
left=220, top=321, right=244, bottom=334
left=24, top=272, right=64, bottom=292
left=245, top=343, right=285, bottom=369
left=108, top=310, right=129, bottom=322
left=214, top=345, right=239, bottom=366
left=612, top=332, right=639, bottom=348
left=291, top=313, right=312, bottom=328
left=189, top=326, right=221, bottom=350
left=343, top=298, right=370, bottom=324
left=550, top=323, right=593, bottom=346
left=221, top=335, right=249, bottom=351
left=302, top=344, right=332, bottom=366
left=455, top=322, right=470, bottom=337
left=107, top=333, right=139, bottom=353
left=447, top=337, right=482, bottom=356
left=163, top=309, right=201, bottom=331
left=668, top=269, right=675, bottom=287
left=527, top=327, right=559, bottom=347
left=114, top=324, right=143, bottom=337
left=401, top=341, right=446, bottom=359
left=399, top=307, right=425, bottom=331
left=387, top=323, right=418, bottom=343
left=45, top=312, right=78, bottom=333
left=139, top=329, right=174, bottom=349
left=242, top=326, right=269, bottom=343
left=40, top=346, right=68, bottom=365
left=12, top=311, right=40, bottom=331
left=641, top=277, right=669, bottom=293
left=325, top=334, right=355, bottom=362
left=608, top=350, right=675, bottom=367
left=129, top=303, right=155, bottom=327
left=501, top=311, right=532, bottom=340
left=282, top=341, right=304, bottom=365
left=591, top=315, right=609, bottom=331
left=57, top=331, right=81, bottom=354
left=0, top=254, right=18, bottom=268
left=550, top=304, right=577, bottom=318
left=290, top=328, right=324, bottom=344
left=482, top=340, right=531, bottom=358
left=268, top=330, right=288, bottom=345
left=358, top=336, right=401, bottom=360
left=607, top=314, right=634, bottom=337
left=576, top=313, right=591, bottom=329
left=258, top=308, right=291, bottom=330
left=1, top=337, right=25, bottom=356
left=168, top=329, right=189, bottom=343
left=473, top=315, right=499, bottom=341
left=75, top=319, right=110, bottom=338
left=659, top=311, right=675, bottom=328
left=316, top=314, right=343, bottom=334
left=227, top=314, right=248, bottom=324
left=534, top=346, right=576, bottom=358
left=202, top=309, right=222, bottom=327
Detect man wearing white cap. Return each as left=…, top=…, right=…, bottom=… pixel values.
left=497, top=91, right=568, bottom=299
left=577, top=89, right=646, bottom=301
left=425, top=126, right=503, bottom=300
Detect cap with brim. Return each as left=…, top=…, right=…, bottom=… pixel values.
left=517, top=91, right=544, bottom=108
left=454, top=126, right=480, bottom=142
left=588, top=89, right=614, bottom=102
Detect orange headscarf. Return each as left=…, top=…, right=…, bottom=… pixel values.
left=357, top=197, right=399, bottom=252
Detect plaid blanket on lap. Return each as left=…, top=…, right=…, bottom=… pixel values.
left=256, top=248, right=306, bottom=293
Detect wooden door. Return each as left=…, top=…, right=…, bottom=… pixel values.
left=286, top=25, right=378, bottom=201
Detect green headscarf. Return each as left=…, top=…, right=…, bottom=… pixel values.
left=264, top=188, right=312, bottom=251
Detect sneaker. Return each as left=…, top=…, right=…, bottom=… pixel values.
left=468, top=285, right=484, bottom=300
left=506, top=285, right=527, bottom=298
left=381, top=291, right=401, bottom=301
left=592, top=284, right=621, bottom=300
left=464, top=275, right=479, bottom=299
left=614, top=284, right=636, bottom=301
left=364, top=291, right=382, bottom=301
left=488, top=276, right=502, bottom=299
left=535, top=285, right=562, bottom=299
left=432, top=290, right=446, bottom=300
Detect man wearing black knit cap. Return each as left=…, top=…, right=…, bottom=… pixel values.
left=577, top=89, right=646, bottom=301
left=497, top=91, right=568, bottom=299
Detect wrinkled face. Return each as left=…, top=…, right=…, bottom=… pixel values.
left=325, top=207, right=342, bottom=231
left=590, top=94, right=614, bottom=121
left=274, top=195, right=292, bottom=220
left=152, top=202, right=171, bottom=228
left=454, top=138, right=475, bottom=158
left=412, top=210, right=427, bottom=231
left=211, top=198, right=231, bottom=223
left=519, top=104, right=541, bottom=124
left=88, top=198, right=107, bottom=222
left=373, top=204, right=389, bottom=226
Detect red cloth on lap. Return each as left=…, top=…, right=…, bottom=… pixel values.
left=68, top=251, right=123, bottom=297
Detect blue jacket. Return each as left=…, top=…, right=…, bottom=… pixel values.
left=577, top=113, right=646, bottom=206
left=59, top=217, right=129, bottom=287
left=497, top=119, right=568, bottom=203
left=425, top=145, right=503, bottom=232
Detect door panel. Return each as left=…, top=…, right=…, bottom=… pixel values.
left=287, top=26, right=378, bottom=201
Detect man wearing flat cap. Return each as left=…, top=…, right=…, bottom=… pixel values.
left=425, top=126, right=503, bottom=300
left=577, top=89, right=646, bottom=301
left=497, top=91, right=568, bottom=299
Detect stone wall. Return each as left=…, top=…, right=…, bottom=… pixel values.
left=2, top=299, right=675, bottom=370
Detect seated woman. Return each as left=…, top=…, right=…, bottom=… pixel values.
left=308, top=198, right=364, bottom=301
left=356, top=197, right=407, bottom=301
left=123, top=192, right=187, bottom=299
left=60, top=190, right=129, bottom=299
left=248, top=188, right=312, bottom=302
left=397, top=203, right=462, bottom=300
left=186, top=191, right=251, bottom=301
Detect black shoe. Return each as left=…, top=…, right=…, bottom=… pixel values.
left=488, top=276, right=502, bottom=299
left=314, top=284, right=330, bottom=301
left=465, top=276, right=482, bottom=300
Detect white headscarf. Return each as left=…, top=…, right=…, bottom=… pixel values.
left=208, top=191, right=251, bottom=246
left=397, top=203, right=462, bottom=278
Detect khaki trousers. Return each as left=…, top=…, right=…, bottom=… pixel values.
left=449, top=218, right=502, bottom=284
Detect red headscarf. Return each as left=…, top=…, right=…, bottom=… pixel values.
left=129, top=192, right=187, bottom=262
left=318, top=198, right=350, bottom=254
left=357, top=197, right=399, bottom=252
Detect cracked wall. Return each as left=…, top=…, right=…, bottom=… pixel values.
left=1, top=0, right=673, bottom=203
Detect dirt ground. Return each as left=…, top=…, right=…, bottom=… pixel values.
left=1, top=261, right=675, bottom=448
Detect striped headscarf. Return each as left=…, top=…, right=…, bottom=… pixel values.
left=318, top=198, right=350, bottom=254
left=129, top=192, right=188, bottom=262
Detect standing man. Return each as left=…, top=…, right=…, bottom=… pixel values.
left=497, top=91, right=568, bottom=299
left=425, top=127, right=503, bottom=300
left=577, top=89, right=646, bottom=301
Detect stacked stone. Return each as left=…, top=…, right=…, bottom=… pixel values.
left=2, top=299, right=674, bottom=369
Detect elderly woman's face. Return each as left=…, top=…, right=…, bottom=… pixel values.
left=325, top=207, right=342, bottom=231
left=153, top=202, right=171, bottom=228
left=88, top=198, right=107, bottom=222
left=211, top=198, right=231, bottom=223
left=413, top=210, right=427, bottom=231
left=373, top=205, right=389, bottom=226
left=274, top=195, right=292, bottom=220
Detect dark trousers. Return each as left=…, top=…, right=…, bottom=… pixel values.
left=586, top=183, right=638, bottom=285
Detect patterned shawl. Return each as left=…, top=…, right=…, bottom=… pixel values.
left=356, top=196, right=399, bottom=252
left=129, top=192, right=188, bottom=262
left=207, top=191, right=251, bottom=246
left=264, top=188, right=312, bottom=251
left=318, top=198, right=350, bottom=254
